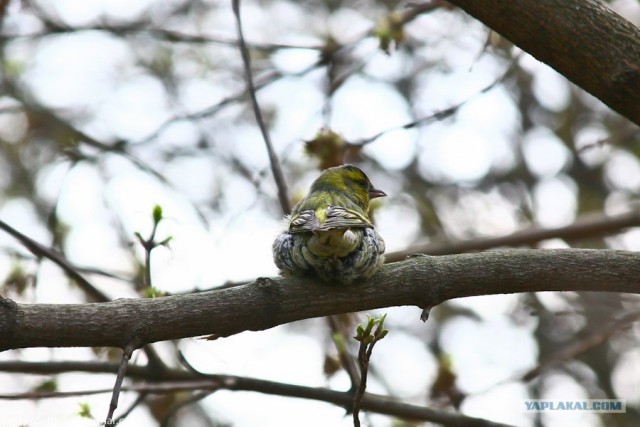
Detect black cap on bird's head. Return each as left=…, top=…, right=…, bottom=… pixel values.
left=310, top=164, right=386, bottom=208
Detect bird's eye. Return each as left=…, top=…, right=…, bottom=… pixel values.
left=354, top=178, right=368, bottom=188
left=344, top=174, right=370, bottom=191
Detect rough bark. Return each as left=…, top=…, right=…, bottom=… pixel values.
left=448, top=0, right=640, bottom=126
left=1, top=249, right=639, bottom=351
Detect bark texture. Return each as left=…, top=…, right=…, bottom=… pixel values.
left=1, top=249, right=639, bottom=351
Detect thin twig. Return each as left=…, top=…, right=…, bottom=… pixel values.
left=521, top=309, right=640, bottom=381
left=352, top=315, right=388, bottom=427
left=105, top=344, right=136, bottom=424
left=353, top=342, right=369, bottom=427
left=385, top=209, right=640, bottom=261
left=132, top=205, right=172, bottom=292
left=1, top=26, right=324, bottom=51
left=144, top=241, right=154, bottom=290
left=232, top=0, right=291, bottom=214
left=352, top=57, right=519, bottom=147
left=178, top=350, right=206, bottom=376
left=0, top=360, right=194, bottom=380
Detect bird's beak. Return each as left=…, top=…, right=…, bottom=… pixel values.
left=369, top=188, right=386, bottom=199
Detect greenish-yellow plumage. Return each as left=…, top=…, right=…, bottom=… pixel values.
left=272, top=164, right=386, bottom=284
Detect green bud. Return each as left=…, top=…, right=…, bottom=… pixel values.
left=363, top=318, right=375, bottom=336
left=152, top=204, right=163, bottom=224
left=374, top=313, right=387, bottom=335
left=356, top=324, right=365, bottom=338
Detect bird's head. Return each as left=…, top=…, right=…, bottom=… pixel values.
left=309, top=164, right=386, bottom=210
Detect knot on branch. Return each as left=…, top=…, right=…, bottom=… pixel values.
left=124, top=322, right=149, bottom=351
left=255, top=277, right=278, bottom=293
left=0, top=295, right=17, bottom=311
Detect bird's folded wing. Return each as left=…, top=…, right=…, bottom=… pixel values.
left=289, top=206, right=372, bottom=233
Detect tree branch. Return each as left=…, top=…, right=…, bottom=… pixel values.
left=232, top=0, right=291, bottom=214
left=0, top=360, right=194, bottom=380
left=521, top=309, right=640, bottom=381
left=386, top=210, right=640, bottom=262
left=447, top=0, right=640, bottom=125
left=0, top=361, right=513, bottom=427
left=0, top=218, right=108, bottom=303
left=1, top=249, right=639, bottom=351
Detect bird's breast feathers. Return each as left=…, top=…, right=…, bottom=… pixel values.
left=289, top=205, right=372, bottom=233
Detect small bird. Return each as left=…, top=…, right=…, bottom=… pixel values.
left=273, top=164, right=386, bottom=284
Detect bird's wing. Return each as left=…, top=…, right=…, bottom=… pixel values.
left=323, top=205, right=372, bottom=229
left=289, top=210, right=321, bottom=233
left=289, top=206, right=371, bottom=233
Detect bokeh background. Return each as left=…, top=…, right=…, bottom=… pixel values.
left=0, top=0, right=639, bottom=426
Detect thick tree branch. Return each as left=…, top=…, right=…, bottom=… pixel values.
left=447, top=0, right=640, bottom=126
left=1, top=249, right=639, bottom=351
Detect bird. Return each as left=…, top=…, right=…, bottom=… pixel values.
left=272, top=164, right=386, bottom=284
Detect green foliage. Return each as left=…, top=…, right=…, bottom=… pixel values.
left=34, top=379, right=57, bottom=393
left=373, top=12, right=405, bottom=54
left=144, top=286, right=166, bottom=298
left=3, top=262, right=30, bottom=295
left=77, top=402, right=93, bottom=419
left=354, top=313, right=388, bottom=344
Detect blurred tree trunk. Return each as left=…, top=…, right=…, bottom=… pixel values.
left=449, top=0, right=640, bottom=126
